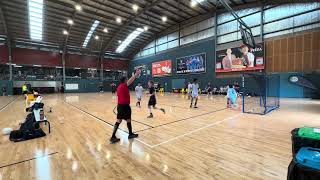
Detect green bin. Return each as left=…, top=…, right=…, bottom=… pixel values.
left=298, top=127, right=320, bottom=140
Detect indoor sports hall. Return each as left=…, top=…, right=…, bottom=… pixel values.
left=0, top=0, right=319, bottom=180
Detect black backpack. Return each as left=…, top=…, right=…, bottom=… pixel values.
left=9, top=113, right=46, bottom=142
left=20, top=113, right=37, bottom=131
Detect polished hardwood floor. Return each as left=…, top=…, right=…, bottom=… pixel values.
left=0, top=92, right=319, bottom=180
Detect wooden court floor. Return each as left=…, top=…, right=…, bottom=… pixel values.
left=0, top=93, right=319, bottom=180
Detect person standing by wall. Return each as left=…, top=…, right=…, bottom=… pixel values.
left=2, top=86, right=7, bottom=96
left=22, top=82, right=28, bottom=100
left=22, top=82, right=28, bottom=95
left=110, top=82, right=116, bottom=94
left=99, top=82, right=104, bottom=92
left=60, top=82, right=65, bottom=93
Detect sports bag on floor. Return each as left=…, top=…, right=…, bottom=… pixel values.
left=9, top=112, right=46, bottom=142
left=9, top=129, right=46, bottom=142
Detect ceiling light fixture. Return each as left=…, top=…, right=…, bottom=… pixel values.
left=67, top=19, right=74, bottom=25
left=132, top=4, right=139, bottom=12
left=75, top=4, right=82, bottom=11
left=103, top=28, right=108, bottom=33
left=161, top=16, right=167, bottom=22
left=116, top=28, right=144, bottom=53
left=190, top=1, right=197, bottom=7
left=63, top=30, right=68, bottom=35
left=28, top=0, right=44, bottom=41
left=143, top=26, right=149, bottom=31
left=190, top=0, right=205, bottom=7
left=95, top=35, right=99, bottom=40
left=116, top=17, right=122, bottom=24
left=82, top=20, right=100, bottom=48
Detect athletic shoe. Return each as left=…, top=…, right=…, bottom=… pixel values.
left=147, top=114, right=153, bottom=118
left=160, top=108, right=166, bottom=114
left=128, top=133, right=139, bottom=139
left=194, top=106, right=198, bottom=108
left=110, top=136, right=120, bottom=144
left=190, top=104, right=192, bottom=108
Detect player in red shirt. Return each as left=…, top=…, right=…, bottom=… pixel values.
left=110, top=69, right=141, bottom=144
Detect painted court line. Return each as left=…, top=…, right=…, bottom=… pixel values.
left=67, top=101, right=152, bottom=129
left=66, top=101, right=126, bottom=131
left=158, top=103, right=201, bottom=110
left=0, top=96, right=19, bottom=112
left=159, top=102, right=226, bottom=111
left=132, top=137, right=154, bottom=148
left=66, top=101, right=154, bottom=148
left=66, top=100, right=240, bottom=149
left=0, top=152, right=58, bottom=169
left=136, top=107, right=227, bottom=132
left=150, top=113, right=242, bottom=148
left=67, top=102, right=114, bottom=126
left=112, top=105, right=154, bottom=128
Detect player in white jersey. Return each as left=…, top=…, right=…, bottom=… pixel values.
left=187, top=82, right=192, bottom=100
left=135, top=83, right=143, bottom=108
left=190, top=78, right=199, bottom=108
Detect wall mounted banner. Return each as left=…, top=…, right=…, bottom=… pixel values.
left=152, top=60, right=172, bottom=77
left=176, top=53, right=206, bottom=74
left=216, top=43, right=264, bottom=73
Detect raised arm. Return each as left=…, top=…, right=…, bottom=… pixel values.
left=127, top=69, right=141, bottom=86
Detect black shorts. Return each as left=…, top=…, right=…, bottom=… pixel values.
left=148, top=96, right=156, bottom=107
left=117, top=104, right=131, bottom=120
left=23, top=91, right=28, bottom=94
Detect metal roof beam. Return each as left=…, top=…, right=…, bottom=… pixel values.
left=162, top=1, right=194, bottom=17
left=84, top=0, right=167, bottom=29
left=0, top=6, right=8, bottom=36
left=61, top=0, right=82, bottom=55
left=103, top=0, right=166, bottom=52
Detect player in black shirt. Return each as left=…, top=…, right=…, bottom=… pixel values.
left=147, top=80, right=165, bottom=118
left=110, top=82, right=116, bottom=94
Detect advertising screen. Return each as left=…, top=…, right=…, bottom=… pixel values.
left=176, top=53, right=206, bottom=74
left=152, top=60, right=172, bottom=77
left=216, top=43, right=264, bottom=73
